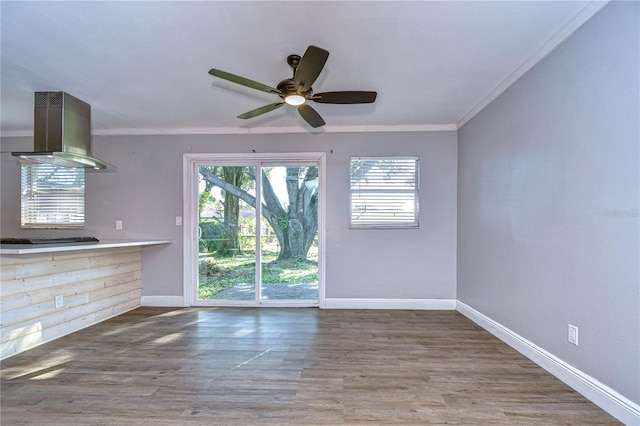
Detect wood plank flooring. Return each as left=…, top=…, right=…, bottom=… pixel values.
left=1, top=308, right=619, bottom=425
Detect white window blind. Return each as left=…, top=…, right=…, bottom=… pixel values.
left=350, top=157, right=419, bottom=228
left=21, top=163, right=85, bottom=228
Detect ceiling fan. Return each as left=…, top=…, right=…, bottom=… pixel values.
left=208, top=45, right=377, bottom=128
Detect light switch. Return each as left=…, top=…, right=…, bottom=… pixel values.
left=568, top=324, right=579, bottom=346
left=176, top=216, right=182, bottom=226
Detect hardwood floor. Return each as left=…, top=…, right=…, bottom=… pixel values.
left=1, top=308, right=619, bottom=425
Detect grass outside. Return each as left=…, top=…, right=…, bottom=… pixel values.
left=198, top=247, right=318, bottom=300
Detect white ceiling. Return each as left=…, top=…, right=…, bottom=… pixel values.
left=1, top=1, right=607, bottom=135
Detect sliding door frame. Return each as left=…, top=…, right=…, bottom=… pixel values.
left=183, top=152, right=326, bottom=308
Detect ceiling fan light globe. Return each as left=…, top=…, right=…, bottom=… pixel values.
left=284, top=94, right=306, bottom=106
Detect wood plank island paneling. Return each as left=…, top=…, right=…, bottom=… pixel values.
left=0, top=247, right=142, bottom=359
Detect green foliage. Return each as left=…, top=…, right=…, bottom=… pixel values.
left=197, top=249, right=318, bottom=299
left=200, top=220, right=244, bottom=257
left=276, top=214, right=289, bottom=230
left=262, top=258, right=318, bottom=284
left=199, top=190, right=216, bottom=212
left=198, top=220, right=227, bottom=253
left=198, top=257, right=221, bottom=276
left=197, top=256, right=234, bottom=299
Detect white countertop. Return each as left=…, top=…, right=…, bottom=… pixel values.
left=0, top=239, right=171, bottom=255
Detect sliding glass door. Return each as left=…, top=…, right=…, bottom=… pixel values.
left=259, top=165, right=319, bottom=302
left=191, top=157, right=321, bottom=307
left=197, top=165, right=257, bottom=302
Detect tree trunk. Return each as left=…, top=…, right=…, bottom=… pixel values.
left=287, top=219, right=304, bottom=258
left=219, top=167, right=244, bottom=256
left=284, top=166, right=318, bottom=260
left=199, top=166, right=318, bottom=261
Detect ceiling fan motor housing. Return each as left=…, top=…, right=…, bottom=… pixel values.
left=277, top=79, right=311, bottom=105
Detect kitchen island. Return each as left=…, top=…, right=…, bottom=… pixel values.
left=0, top=239, right=170, bottom=359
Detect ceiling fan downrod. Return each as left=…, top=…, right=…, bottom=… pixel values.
left=287, top=54, right=301, bottom=76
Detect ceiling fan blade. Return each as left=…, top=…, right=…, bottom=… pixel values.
left=297, top=104, right=325, bottom=128
left=209, top=69, right=281, bottom=94
left=294, top=46, right=329, bottom=93
left=237, top=102, right=284, bottom=119
left=312, top=91, right=377, bottom=104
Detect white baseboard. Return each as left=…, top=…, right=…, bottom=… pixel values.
left=324, top=298, right=456, bottom=310
left=456, top=301, right=640, bottom=425
left=141, top=296, right=457, bottom=310
left=141, top=295, right=186, bottom=307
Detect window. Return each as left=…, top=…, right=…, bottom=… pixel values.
left=20, top=163, right=85, bottom=228
left=350, top=157, right=419, bottom=228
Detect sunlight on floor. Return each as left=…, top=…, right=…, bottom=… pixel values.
left=151, top=332, right=185, bottom=345
left=4, top=349, right=75, bottom=380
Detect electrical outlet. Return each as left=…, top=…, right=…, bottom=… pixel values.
left=54, top=294, right=64, bottom=309
left=568, top=324, right=579, bottom=346
left=116, top=219, right=123, bottom=230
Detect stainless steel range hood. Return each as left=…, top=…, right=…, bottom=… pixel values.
left=12, top=92, right=114, bottom=170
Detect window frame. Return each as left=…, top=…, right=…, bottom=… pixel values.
left=20, top=162, right=86, bottom=229
left=349, top=156, right=420, bottom=229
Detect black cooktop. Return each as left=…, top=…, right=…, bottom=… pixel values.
left=1, top=236, right=99, bottom=245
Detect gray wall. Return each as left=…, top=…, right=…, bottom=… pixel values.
left=457, top=1, right=639, bottom=404
left=1, top=131, right=458, bottom=300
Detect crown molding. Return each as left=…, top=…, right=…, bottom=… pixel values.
left=1, top=123, right=456, bottom=139
left=456, top=0, right=610, bottom=129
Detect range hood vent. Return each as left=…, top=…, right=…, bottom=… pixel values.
left=12, top=92, right=114, bottom=170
